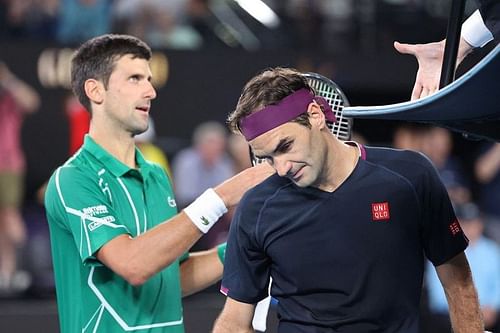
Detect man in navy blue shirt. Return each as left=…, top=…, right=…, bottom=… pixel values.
left=212, top=67, right=484, bottom=333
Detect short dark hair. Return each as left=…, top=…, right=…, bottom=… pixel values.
left=71, top=34, right=152, bottom=112
left=227, top=67, right=314, bottom=134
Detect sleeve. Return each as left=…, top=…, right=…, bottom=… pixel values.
left=477, top=0, right=500, bottom=40
left=45, top=166, right=131, bottom=266
left=220, top=195, right=271, bottom=304
left=462, top=10, right=494, bottom=47
left=416, top=154, right=469, bottom=266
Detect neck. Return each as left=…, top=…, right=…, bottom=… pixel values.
left=320, top=138, right=359, bottom=192
left=89, top=122, right=137, bottom=168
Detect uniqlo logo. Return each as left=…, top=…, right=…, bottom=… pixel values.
left=372, top=202, right=390, bottom=221
left=449, top=220, right=461, bottom=236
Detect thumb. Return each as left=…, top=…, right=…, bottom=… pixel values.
left=393, top=41, right=416, bottom=55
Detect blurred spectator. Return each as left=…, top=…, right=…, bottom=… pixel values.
left=475, top=143, right=500, bottom=244
left=420, top=127, right=471, bottom=205
left=57, top=0, right=112, bottom=44
left=172, top=121, right=234, bottom=209
left=227, top=133, right=252, bottom=173
left=186, top=0, right=231, bottom=49
left=425, top=202, right=500, bottom=332
left=135, top=117, right=172, bottom=179
left=112, top=0, right=202, bottom=49
left=172, top=121, right=234, bottom=249
left=392, top=123, right=427, bottom=151
left=1, top=0, right=58, bottom=40
left=0, top=60, right=40, bottom=295
left=282, top=0, right=325, bottom=52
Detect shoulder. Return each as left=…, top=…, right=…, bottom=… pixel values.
left=45, top=154, right=101, bottom=206
left=364, top=146, right=437, bottom=178
left=241, top=174, right=291, bottom=205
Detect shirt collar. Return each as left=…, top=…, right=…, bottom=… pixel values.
left=83, top=135, right=152, bottom=178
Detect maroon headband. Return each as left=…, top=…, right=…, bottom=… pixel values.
left=239, top=88, right=336, bottom=141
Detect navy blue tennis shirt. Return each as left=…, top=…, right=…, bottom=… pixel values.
left=221, top=146, right=468, bottom=333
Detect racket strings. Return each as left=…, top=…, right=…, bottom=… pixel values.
left=308, top=78, right=351, bottom=141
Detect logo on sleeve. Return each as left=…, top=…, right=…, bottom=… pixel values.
left=449, top=219, right=462, bottom=236
left=371, top=202, right=390, bottom=221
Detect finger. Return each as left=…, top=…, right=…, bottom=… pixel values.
left=411, top=83, right=423, bottom=101
left=393, top=41, right=416, bottom=56
left=420, top=88, right=430, bottom=99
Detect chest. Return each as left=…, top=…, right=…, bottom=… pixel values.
left=101, top=172, right=178, bottom=235
left=260, top=178, right=422, bottom=277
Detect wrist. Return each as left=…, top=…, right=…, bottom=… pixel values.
left=184, top=188, right=228, bottom=233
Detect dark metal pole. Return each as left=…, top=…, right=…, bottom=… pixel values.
left=439, top=0, right=466, bottom=88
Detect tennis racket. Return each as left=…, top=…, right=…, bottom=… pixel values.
left=250, top=72, right=353, bottom=166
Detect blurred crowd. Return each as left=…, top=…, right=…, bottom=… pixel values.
left=0, top=0, right=471, bottom=51
left=0, top=1, right=499, bottom=333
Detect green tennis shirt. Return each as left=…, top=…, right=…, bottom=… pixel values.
left=45, top=135, right=186, bottom=333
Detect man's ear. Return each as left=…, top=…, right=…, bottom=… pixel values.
left=84, top=79, right=104, bottom=105
left=307, top=101, right=326, bottom=129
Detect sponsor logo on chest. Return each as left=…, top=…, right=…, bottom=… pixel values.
left=371, top=202, right=390, bottom=221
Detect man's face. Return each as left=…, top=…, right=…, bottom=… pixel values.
left=249, top=118, right=329, bottom=189
left=102, top=55, right=156, bottom=136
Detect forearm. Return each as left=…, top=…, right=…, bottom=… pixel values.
left=213, top=298, right=256, bottom=333
left=213, top=313, right=255, bottom=333
left=180, top=247, right=223, bottom=296
left=446, top=279, right=484, bottom=333
left=98, top=211, right=203, bottom=285
left=437, top=253, right=484, bottom=333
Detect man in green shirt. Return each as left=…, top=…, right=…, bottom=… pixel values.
left=44, top=34, right=273, bottom=333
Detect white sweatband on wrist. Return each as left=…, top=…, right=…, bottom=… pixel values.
left=462, top=10, right=494, bottom=48
left=184, top=188, right=228, bottom=233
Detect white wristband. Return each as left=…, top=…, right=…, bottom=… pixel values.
left=184, top=188, right=228, bottom=233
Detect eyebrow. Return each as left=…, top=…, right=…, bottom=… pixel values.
left=254, top=137, right=293, bottom=160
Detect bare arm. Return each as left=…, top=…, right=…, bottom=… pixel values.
left=180, top=247, right=223, bottom=297
left=0, top=62, right=40, bottom=113
left=97, top=163, right=275, bottom=286
left=213, top=297, right=256, bottom=333
left=435, top=252, right=484, bottom=333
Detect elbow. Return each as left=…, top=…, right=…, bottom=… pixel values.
left=119, top=262, right=153, bottom=287
left=124, top=274, right=148, bottom=287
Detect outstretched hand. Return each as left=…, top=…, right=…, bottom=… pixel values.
left=394, top=40, right=446, bottom=100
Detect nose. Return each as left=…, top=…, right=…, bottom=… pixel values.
left=273, top=157, right=292, bottom=177
left=145, top=81, right=157, bottom=100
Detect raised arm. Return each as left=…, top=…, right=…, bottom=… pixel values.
left=0, top=61, right=40, bottom=113
left=435, top=252, right=484, bottom=333
left=97, top=163, right=274, bottom=286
